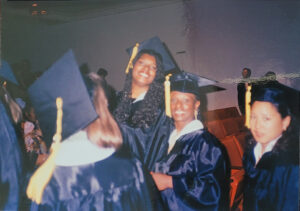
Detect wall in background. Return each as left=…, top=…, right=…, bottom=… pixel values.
left=3, top=0, right=300, bottom=110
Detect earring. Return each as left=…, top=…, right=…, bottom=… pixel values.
left=194, top=110, right=198, bottom=120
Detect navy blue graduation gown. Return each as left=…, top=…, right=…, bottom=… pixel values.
left=243, top=144, right=299, bottom=211
left=120, top=101, right=172, bottom=171
left=153, top=129, right=230, bottom=211
left=0, top=100, right=22, bottom=210
left=30, top=152, right=163, bottom=211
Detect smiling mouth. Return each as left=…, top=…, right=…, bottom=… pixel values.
left=174, top=111, right=184, bottom=115
left=139, top=72, right=149, bottom=78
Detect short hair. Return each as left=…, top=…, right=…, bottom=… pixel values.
left=242, top=68, right=251, bottom=77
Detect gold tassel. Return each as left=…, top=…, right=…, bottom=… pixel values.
left=164, top=74, right=172, bottom=117
left=26, top=97, right=63, bottom=204
left=245, top=84, right=252, bottom=128
left=125, top=43, right=139, bottom=74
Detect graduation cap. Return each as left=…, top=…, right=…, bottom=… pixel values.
left=251, top=82, right=300, bottom=120
left=170, top=71, right=224, bottom=97
left=26, top=50, right=99, bottom=204
left=125, top=36, right=179, bottom=74
left=28, top=50, right=98, bottom=147
left=164, top=71, right=224, bottom=116
left=0, top=60, right=19, bottom=85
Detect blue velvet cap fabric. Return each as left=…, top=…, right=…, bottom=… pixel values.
left=126, top=36, right=178, bottom=73
left=0, top=61, right=19, bottom=85
left=170, top=71, right=218, bottom=97
left=28, top=50, right=98, bottom=146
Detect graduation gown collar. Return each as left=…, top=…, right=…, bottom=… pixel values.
left=55, top=130, right=115, bottom=166
left=133, top=91, right=147, bottom=103
left=254, top=135, right=281, bottom=164
left=168, top=120, right=204, bottom=153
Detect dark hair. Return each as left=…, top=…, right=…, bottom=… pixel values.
left=0, top=83, right=23, bottom=124
left=264, top=71, right=276, bottom=81
left=86, top=73, right=122, bottom=149
left=242, top=68, right=251, bottom=78
left=251, top=88, right=290, bottom=119
left=113, top=49, right=164, bottom=128
left=97, top=68, right=108, bottom=78
left=246, top=87, right=298, bottom=156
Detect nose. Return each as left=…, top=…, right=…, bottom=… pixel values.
left=174, top=100, right=183, bottom=109
left=141, top=65, right=150, bottom=73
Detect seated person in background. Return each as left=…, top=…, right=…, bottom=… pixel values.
left=22, top=104, right=47, bottom=167
left=151, top=72, right=230, bottom=211
left=243, top=87, right=299, bottom=211
left=237, top=67, right=252, bottom=115
left=96, top=67, right=117, bottom=112
left=27, top=51, right=162, bottom=211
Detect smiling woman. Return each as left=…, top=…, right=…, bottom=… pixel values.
left=170, top=91, right=200, bottom=132
left=131, top=52, right=159, bottom=98
left=113, top=37, right=176, bottom=171
left=114, top=48, right=164, bottom=128
left=151, top=71, right=230, bottom=210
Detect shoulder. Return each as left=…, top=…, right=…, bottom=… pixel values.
left=272, top=135, right=299, bottom=165
left=184, top=129, right=225, bottom=153
left=55, top=130, right=115, bottom=166
left=94, top=154, right=148, bottom=187
left=190, top=129, right=221, bottom=145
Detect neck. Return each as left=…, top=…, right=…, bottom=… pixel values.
left=260, top=145, right=267, bottom=155
left=131, top=83, right=149, bottom=99
left=175, top=121, right=191, bottom=133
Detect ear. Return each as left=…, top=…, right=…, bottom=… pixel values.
left=195, top=100, right=200, bottom=110
left=282, top=116, right=291, bottom=131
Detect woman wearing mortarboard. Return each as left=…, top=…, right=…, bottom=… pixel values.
left=26, top=50, right=163, bottom=210
left=243, top=87, right=299, bottom=211
left=114, top=36, right=177, bottom=171
left=150, top=72, right=230, bottom=211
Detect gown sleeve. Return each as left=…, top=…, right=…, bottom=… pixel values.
left=120, top=111, right=172, bottom=171
left=243, top=148, right=299, bottom=211
left=170, top=133, right=229, bottom=210
left=0, top=100, right=22, bottom=210
left=30, top=154, right=164, bottom=211
left=278, top=165, right=298, bottom=211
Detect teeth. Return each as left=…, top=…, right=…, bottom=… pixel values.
left=175, top=111, right=184, bottom=114
left=139, top=73, right=149, bottom=78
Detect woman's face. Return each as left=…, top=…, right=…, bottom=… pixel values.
left=132, top=53, right=157, bottom=88
left=250, top=101, right=290, bottom=147
left=171, top=91, right=200, bottom=127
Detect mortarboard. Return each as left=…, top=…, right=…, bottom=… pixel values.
left=251, top=83, right=300, bottom=119
left=126, top=36, right=179, bottom=74
left=164, top=71, right=224, bottom=116
left=170, top=71, right=224, bottom=98
left=26, top=50, right=99, bottom=204
left=28, top=50, right=98, bottom=147
left=0, top=60, right=19, bottom=85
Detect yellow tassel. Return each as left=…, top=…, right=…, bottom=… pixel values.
left=125, top=43, right=139, bottom=74
left=26, top=97, right=63, bottom=204
left=164, top=74, right=172, bottom=117
left=245, top=84, right=252, bottom=128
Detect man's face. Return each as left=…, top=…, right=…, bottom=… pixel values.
left=242, top=69, right=250, bottom=79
